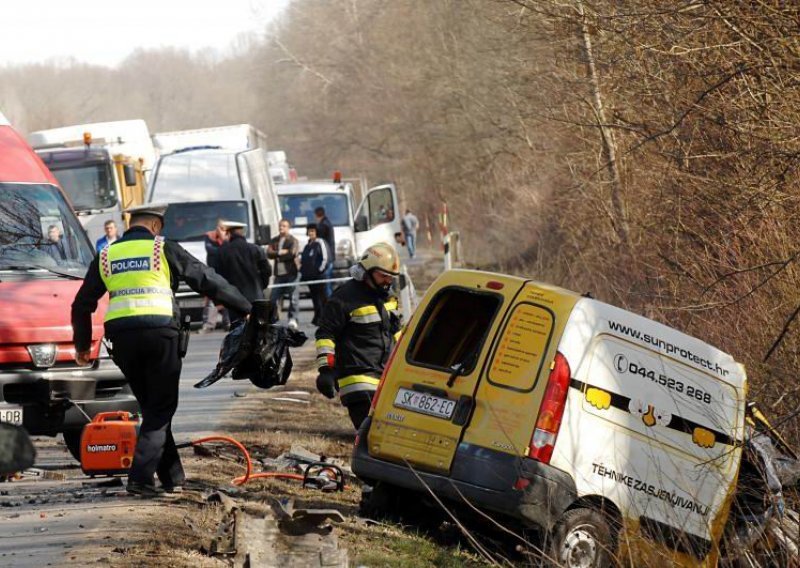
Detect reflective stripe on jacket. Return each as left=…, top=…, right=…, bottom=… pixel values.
left=99, top=236, right=172, bottom=324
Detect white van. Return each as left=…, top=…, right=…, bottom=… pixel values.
left=147, top=146, right=281, bottom=318
left=276, top=177, right=403, bottom=278
left=354, top=270, right=747, bottom=566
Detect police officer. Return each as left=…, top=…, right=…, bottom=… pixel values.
left=315, top=243, right=403, bottom=430
left=215, top=220, right=271, bottom=324
left=71, top=204, right=252, bottom=497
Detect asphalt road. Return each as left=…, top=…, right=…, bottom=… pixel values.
left=0, top=302, right=317, bottom=567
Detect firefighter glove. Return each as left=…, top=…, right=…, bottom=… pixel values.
left=316, top=369, right=337, bottom=399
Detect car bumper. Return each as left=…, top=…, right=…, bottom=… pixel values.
left=352, top=417, right=577, bottom=531
left=0, top=357, right=139, bottom=435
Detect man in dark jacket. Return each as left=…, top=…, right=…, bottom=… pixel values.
left=315, top=243, right=402, bottom=430
left=267, top=219, right=300, bottom=327
left=215, top=220, right=271, bottom=323
left=72, top=204, right=252, bottom=497
left=300, top=224, right=329, bottom=326
left=201, top=219, right=229, bottom=332
left=314, top=207, right=335, bottom=297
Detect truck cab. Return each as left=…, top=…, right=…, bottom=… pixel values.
left=28, top=120, right=155, bottom=244
left=276, top=176, right=403, bottom=278
left=0, top=112, right=138, bottom=460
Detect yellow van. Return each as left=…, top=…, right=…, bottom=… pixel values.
left=352, top=270, right=747, bottom=567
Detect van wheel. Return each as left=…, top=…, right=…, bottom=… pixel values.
left=61, top=429, right=82, bottom=463
left=550, top=508, right=616, bottom=568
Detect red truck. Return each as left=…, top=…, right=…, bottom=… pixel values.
left=0, top=113, right=138, bottom=460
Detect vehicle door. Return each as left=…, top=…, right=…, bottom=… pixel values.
left=238, top=150, right=279, bottom=242
left=368, top=271, right=524, bottom=474
left=459, top=282, right=579, bottom=458
left=353, top=183, right=402, bottom=255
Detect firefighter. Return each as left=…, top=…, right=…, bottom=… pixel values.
left=71, top=204, right=252, bottom=497
left=315, top=243, right=403, bottom=430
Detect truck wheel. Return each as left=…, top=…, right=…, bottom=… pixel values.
left=61, top=429, right=83, bottom=463
left=550, top=507, right=617, bottom=568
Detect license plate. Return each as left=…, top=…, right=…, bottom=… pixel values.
left=0, top=406, right=23, bottom=425
left=393, top=388, right=455, bottom=419
left=179, top=297, right=206, bottom=309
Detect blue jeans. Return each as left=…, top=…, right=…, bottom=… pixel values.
left=324, top=263, right=334, bottom=298
left=270, top=274, right=299, bottom=320
left=405, top=233, right=416, bottom=258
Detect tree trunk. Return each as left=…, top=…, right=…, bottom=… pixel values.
left=576, top=0, right=629, bottom=245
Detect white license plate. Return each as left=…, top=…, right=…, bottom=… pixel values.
left=180, top=297, right=206, bottom=309
left=394, top=388, right=456, bottom=419
left=0, top=406, right=23, bottom=425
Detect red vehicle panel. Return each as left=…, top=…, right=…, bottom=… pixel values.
left=0, top=113, right=138, bottom=453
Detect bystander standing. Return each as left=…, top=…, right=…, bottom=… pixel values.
left=267, top=219, right=300, bottom=328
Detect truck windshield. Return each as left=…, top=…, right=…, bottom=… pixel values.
left=161, top=201, right=250, bottom=242
left=279, top=193, right=349, bottom=227
left=50, top=163, right=116, bottom=211
left=151, top=152, right=243, bottom=202
left=0, top=183, right=95, bottom=274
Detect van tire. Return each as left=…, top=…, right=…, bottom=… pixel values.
left=62, top=429, right=83, bottom=463
left=550, top=507, right=617, bottom=568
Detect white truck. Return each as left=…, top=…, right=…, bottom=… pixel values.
left=151, top=124, right=268, bottom=155
left=276, top=174, right=403, bottom=279
left=27, top=120, right=156, bottom=245
left=267, top=150, right=292, bottom=185
left=147, top=145, right=281, bottom=321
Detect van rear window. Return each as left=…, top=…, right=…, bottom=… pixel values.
left=408, top=288, right=500, bottom=373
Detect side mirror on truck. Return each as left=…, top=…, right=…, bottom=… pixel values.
left=122, top=163, right=137, bottom=187
left=256, top=224, right=271, bottom=245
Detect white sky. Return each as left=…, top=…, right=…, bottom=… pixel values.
left=0, top=0, right=290, bottom=68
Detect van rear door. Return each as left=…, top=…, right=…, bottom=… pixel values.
left=368, top=271, right=523, bottom=474
left=459, top=282, right=579, bottom=458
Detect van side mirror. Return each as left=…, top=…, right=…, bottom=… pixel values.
left=122, top=163, right=137, bottom=187
left=354, top=215, right=368, bottom=233
left=0, top=423, right=36, bottom=475
left=256, top=224, right=271, bottom=245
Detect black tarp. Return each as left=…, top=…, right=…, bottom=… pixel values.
left=195, top=299, right=307, bottom=390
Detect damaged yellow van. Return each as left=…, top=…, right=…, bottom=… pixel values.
left=352, top=270, right=747, bottom=567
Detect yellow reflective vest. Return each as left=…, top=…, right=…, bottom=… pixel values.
left=99, top=237, right=172, bottom=323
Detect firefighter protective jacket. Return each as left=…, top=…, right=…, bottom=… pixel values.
left=315, top=278, right=402, bottom=406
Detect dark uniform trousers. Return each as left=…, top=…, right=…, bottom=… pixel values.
left=110, top=328, right=184, bottom=487
left=347, top=399, right=372, bottom=431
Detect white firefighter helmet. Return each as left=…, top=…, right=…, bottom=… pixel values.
left=358, top=243, right=400, bottom=276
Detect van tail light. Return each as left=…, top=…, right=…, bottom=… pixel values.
left=370, top=342, right=400, bottom=413
left=528, top=352, right=571, bottom=464
left=370, top=315, right=412, bottom=413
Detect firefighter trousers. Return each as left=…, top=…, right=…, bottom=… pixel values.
left=110, top=327, right=185, bottom=488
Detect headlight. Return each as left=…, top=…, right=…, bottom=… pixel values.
left=27, top=344, right=57, bottom=368
left=336, top=239, right=354, bottom=258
